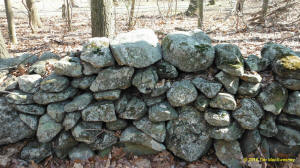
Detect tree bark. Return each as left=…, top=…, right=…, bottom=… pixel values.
left=0, top=31, right=10, bottom=59
left=4, top=0, right=17, bottom=44
left=91, top=0, right=115, bottom=38
left=128, top=0, right=136, bottom=29
left=185, top=0, right=197, bottom=16
left=261, top=0, right=269, bottom=23
left=66, top=0, right=72, bottom=31
left=197, top=0, right=204, bottom=29
left=26, top=0, right=42, bottom=32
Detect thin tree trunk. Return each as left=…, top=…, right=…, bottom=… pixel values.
left=197, top=0, right=204, bottom=29
left=91, top=0, right=115, bottom=38
left=26, top=0, right=42, bottom=32
left=128, top=0, right=136, bottom=29
left=0, top=31, right=10, bottom=59
left=66, top=0, right=72, bottom=31
left=185, top=0, right=197, bottom=16
left=4, top=0, right=17, bottom=44
left=261, top=0, right=269, bottom=23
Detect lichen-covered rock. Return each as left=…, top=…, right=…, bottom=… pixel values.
left=118, top=97, right=147, bottom=120
left=0, top=74, right=17, bottom=91
left=210, top=93, right=236, bottom=110
left=133, top=117, right=166, bottom=142
left=214, top=140, right=243, bottom=168
left=215, top=71, right=239, bottom=94
left=54, top=56, right=82, bottom=77
left=273, top=55, right=300, bottom=79
left=82, top=61, right=100, bottom=75
left=204, top=108, right=230, bottom=127
left=110, top=29, right=162, bottom=68
left=89, top=131, right=118, bottom=150
left=106, top=119, right=128, bottom=130
left=276, top=76, right=300, bottom=90
left=151, top=81, right=171, bottom=97
left=214, top=44, right=244, bottom=76
left=132, top=67, right=159, bottom=94
left=277, top=113, right=300, bottom=130
left=68, top=143, right=95, bottom=160
left=120, top=126, right=166, bottom=155
left=0, top=98, right=34, bottom=145
left=166, top=106, right=211, bottom=162
left=257, top=82, right=288, bottom=115
left=47, top=101, right=67, bottom=122
left=261, top=43, right=296, bottom=63
left=283, top=91, right=300, bottom=116
left=40, top=51, right=60, bottom=60
left=71, top=76, right=96, bottom=90
left=90, top=67, right=134, bottom=92
left=93, top=90, right=121, bottom=100
left=238, top=82, right=261, bottom=97
left=240, top=129, right=261, bottom=156
left=63, top=112, right=81, bottom=130
left=155, top=61, right=178, bottom=79
left=194, top=95, right=209, bottom=111
left=209, top=121, right=244, bottom=141
left=53, top=131, right=78, bottom=159
left=167, top=80, right=198, bottom=107
left=192, top=77, right=222, bottom=98
left=82, top=101, right=116, bottom=122
left=232, top=98, right=264, bottom=130
left=80, top=37, right=115, bottom=68
left=14, top=104, right=45, bottom=115
left=240, top=71, right=262, bottom=83
left=6, top=90, right=34, bottom=104
left=143, top=95, right=165, bottom=106
left=71, top=121, right=102, bottom=144
left=29, top=59, right=59, bottom=75
left=20, top=141, right=52, bottom=163
left=40, top=74, right=69, bottom=92
left=33, top=87, right=78, bottom=105
left=259, top=113, right=278, bottom=137
left=18, top=74, right=42, bottom=93
left=149, top=101, right=178, bottom=122
left=37, top=114, right=62, bottom=143
left=162, top=30, right=215, bottom=72
left=64, top=93, right=93, bottom=112
left=275, top=125, right=300, bottom=146
left=267, top=139, right=300, bottom=158
left=245, top=54, right=269, bottom=72
left=19, top=113, right=38, bottom=130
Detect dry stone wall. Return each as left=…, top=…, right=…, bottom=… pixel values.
left=1, top=29, right=300, bottom=168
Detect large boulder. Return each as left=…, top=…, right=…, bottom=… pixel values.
left=17, top=74, right=42, bottom=93
left=167, top=80, right=198, bottom=107
left=162, top=30, right=215, bottom=72
left=110, top=29, right=162, bottom=68
left=214, top=44, right=244, bottom=76
left=80, top=37, right=115, bottom=68
left=257, top=82, right=288, bottom=115
left=273, top=55, right=300, bottom=79
left=261, top=43, right=296, bottom=63
left=166, top=106, right=212, bottom=162
left=90, top=67, right=134, bottom=92
left=0, top=97, right=34, bottom=145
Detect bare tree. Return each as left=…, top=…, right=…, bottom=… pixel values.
left=185, top=0, right=197, bottom=16
left=91, top=0, right=115, bottom=38
left=128, top=0, right=136, bottom=29
left=261, top=0, right=269, bottom=23
left=4, top=0, right=17, bottom=44
left=24, top=0, right=42, bottom=32
left=0, top=31, right=10, bottom=60
left=197, top=0, right=204, bottom=29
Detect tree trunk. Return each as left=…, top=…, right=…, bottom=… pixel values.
left=197, top=0, right=204, bottom=29
left=128, top=0, right=136, bottom=29
left=0, top=31, right=10, bottom=59
left=91, top=0, right=115, bottom=38
left=66, top=0, right=72, bottom=31
left=261, top=0, right=269, bottom=23
left=26, top=0, right=42, bottom=32
left=185, top=0, right=197, bottom=16
left=4, top=0, right=17, bottom=44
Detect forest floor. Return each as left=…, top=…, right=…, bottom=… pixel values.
left=0, top=0, right=300, bottom=167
